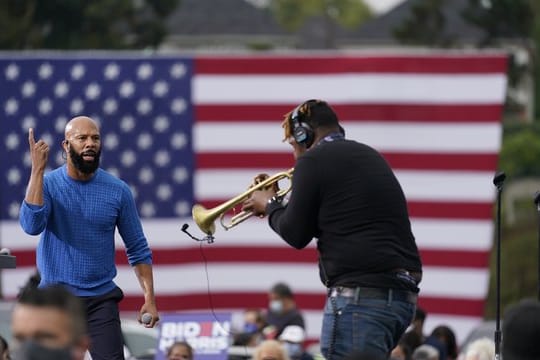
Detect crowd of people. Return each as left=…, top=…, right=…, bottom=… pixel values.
left=2, top=277, right=539, bottom=359
left=2, top=284, right=540, bottom=359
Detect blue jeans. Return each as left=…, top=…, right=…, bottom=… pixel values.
left=320, top=288, right=416, bottom=360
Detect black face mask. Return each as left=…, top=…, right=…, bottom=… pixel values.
left=12, top=340, right=73, bottom=360
left=68, top=145, right=101, bottom=174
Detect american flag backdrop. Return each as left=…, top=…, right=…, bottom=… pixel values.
left=0, top=52, right=508, bottom=346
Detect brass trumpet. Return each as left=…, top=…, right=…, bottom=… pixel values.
left=192, top=168, right=294, bottom=235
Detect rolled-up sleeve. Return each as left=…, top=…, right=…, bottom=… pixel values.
left=20, top=201, right=48, bottom=236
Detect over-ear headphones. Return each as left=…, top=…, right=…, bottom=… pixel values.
left=290, top=101, right=315, bottom=148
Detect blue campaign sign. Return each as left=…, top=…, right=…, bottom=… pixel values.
left=155, top=312, right=232, bottom=360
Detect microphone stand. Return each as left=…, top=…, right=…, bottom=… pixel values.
left=181, top=223, right=215, bottom=244
left=534, top=192, right=540, bottom=302
left=493, top=171, right=506, bottom=360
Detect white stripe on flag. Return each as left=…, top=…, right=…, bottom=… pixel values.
left=193, top=74, right=507, bottom=104
left=193, top=169, right=496, bottom=202
left=0, top=219, right=493, bottom=251
left=2, top=264, right=488, bottom=300
left=411, top=219, right=492, bottom=251
left=194, top=122, right=502, bottom=153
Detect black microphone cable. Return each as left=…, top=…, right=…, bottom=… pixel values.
left=180, top=223, right=253, bottom=359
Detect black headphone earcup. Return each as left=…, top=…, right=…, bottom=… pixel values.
left=294, top=122, right=314, bottom=147
left=293, top=125, right=308, bottom=144
left=290, top=102, right=315, bottom=147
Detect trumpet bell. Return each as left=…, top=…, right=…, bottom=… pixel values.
left=190, top=167, right=294, bottom=236
left=192, top=204, right=216, bottom=235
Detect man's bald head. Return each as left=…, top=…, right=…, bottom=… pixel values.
left=63, top=116, right=101, bottom=177
left=64, top=116, right=99, bottom=139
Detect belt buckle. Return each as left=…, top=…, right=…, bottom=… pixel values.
left=329, top=287, right=341, bottom=297
left=331, top=286, right=355, bottom=298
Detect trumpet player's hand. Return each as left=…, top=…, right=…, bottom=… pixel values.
left=251, top=173, right=280, bottom=193
left=242, top=188, right=276, bottom=217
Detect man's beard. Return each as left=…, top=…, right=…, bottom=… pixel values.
left=69, top=146, right=101, bottom=174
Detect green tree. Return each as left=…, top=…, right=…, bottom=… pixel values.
left=461, top=0, right=533, bottom=46
left=462, top=0, right=540, bottom=120
left=0, top=0, right=180, bottom=49
left=530, top=1, right=540, bottom=121
left=483, top=123, right=540, bottom=319
left=498, top=124, right=540, bottom=178
left=269, top=0, right=372, bottom=48
left=393, top=0, right=455, bottom=47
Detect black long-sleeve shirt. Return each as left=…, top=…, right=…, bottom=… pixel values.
left=267, top=138, right=422, bottom=292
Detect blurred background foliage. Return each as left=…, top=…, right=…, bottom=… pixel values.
left=0, top=0, right=180, bottom=49
left=269, top=0, right=372, bottom=31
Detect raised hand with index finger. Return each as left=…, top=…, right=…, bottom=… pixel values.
left=28, top=128, right=49, bottom=172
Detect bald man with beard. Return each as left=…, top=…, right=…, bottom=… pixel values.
left=19, top=116, right=159, bottom=360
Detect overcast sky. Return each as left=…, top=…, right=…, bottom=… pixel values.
left=245, top=0, right=406, bottom=14
left=364, top=0, right=405, bottom=13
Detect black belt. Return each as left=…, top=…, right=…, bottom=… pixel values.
left=328, top=286, right=417, bottom=304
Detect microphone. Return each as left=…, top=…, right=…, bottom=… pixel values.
left=141, top=312, right=153, bottom=325
left=493, top=171, right=506, bottom=189
left=534, top=191, right=540, bottom=302
left=492, top=170, right=506, bottom=358
left=181, top=223, right=214, bottom=244
left=534, top=191, right=540, bottom=211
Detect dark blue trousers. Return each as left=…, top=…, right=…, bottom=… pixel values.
left=84, top=286, right=125, bottom=360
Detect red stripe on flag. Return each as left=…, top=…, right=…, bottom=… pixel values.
left=196, top=200, right=494, bottom=220
left=196, top=104, right=503, bottom=122
left=12, top=248, right=489, bottom=268
left=196, top=153, right=294, bottom=169
left=383, top=152, right=498, bottom=171
left=119, top=293, right=484, bottom=317
left=195, top=56, right=507, bottom=74
left=196, top=152, right=498, bottom=171
left=419, top=249, right=490, bottom=268
left=120, top=292, right=324, bottom=312
left=418, top=296, right=486, bottom=317
left=408, top=201, right=493, bottom=219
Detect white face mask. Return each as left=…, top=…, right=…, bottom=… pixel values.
left=269, top=299, right=283, bottom=313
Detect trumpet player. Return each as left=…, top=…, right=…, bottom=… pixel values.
left=242, top=99, right=422, bottom=360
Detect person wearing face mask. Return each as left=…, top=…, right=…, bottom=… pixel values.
left=263, top=283, right=305, bottom=340
left=230, top=308, right=268, bottom=359
left=278, top=326, right=314, bottom=360
left=11, top=285, right=90, bottom=360
left=19, top=117, right=159, bottom=359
